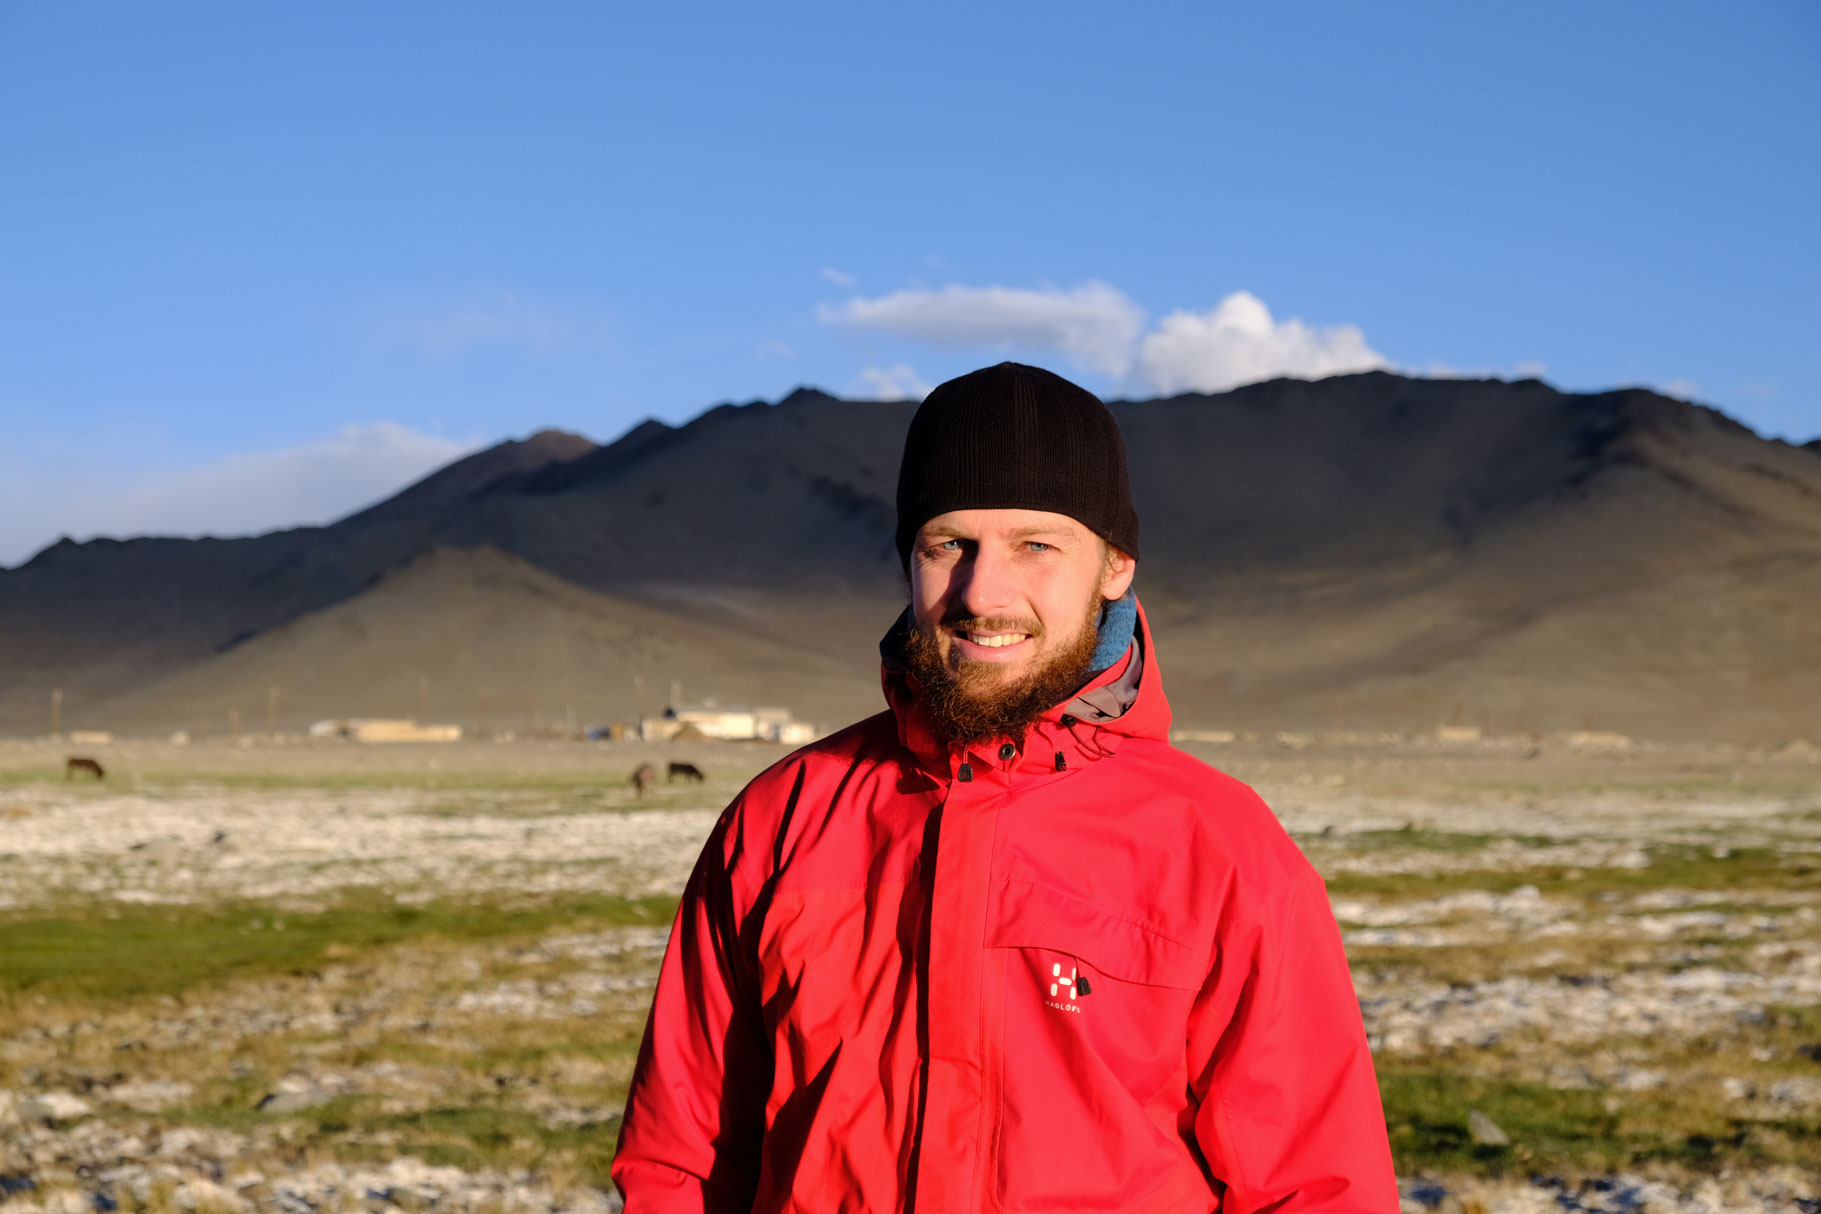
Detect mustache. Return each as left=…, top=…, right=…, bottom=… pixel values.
left=939, top=613, right=1043, bottom=637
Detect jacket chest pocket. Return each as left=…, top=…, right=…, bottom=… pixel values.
left=985, top=880, right=1210, bottom=1211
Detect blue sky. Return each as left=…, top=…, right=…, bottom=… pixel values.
left=2, top=2, right=1816, bottom=565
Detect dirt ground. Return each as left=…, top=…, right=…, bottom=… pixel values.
left=0, top=733, right=1816, bottom=1213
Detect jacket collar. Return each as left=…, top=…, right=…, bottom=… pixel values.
left=879, top=595, right=1173, bottom=780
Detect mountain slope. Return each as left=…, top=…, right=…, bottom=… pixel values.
left=4, top=373, right=1816, bottom=740
left=90, top=545, right=883, bottom=736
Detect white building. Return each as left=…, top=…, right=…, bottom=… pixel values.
left=639, top=701, right=816, bottom=744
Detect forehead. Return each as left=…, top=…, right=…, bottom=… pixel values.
left=916, top=508, right=1094, bottom=543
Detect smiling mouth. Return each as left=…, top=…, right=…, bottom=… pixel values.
left=961, top=631, right=1030, bottom=648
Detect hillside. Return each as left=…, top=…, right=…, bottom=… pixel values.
left=4, top=372, right=1817, bottom=741
left=91, top=545, right=882, bottom=737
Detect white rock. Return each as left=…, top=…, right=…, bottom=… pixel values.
left=103, top=1078, right=194, bottom=1111
left=256, top=1087, right=332, bottom=1113
left=1467, top=1109, right=1510, bottom=1146
left=176, top=1178, right=250, bottom=1212
left=18, top=1092, right=91, bottom=1123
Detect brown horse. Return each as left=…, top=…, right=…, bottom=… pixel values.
left=65, top=756, right=105, bottom=781
left=630, top=762, right=658, bottom=798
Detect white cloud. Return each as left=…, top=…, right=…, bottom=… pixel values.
left=0, top=423, right=479, bottom=567
left=1133, top=291, right=1387, bottom=395
left=818, top=266, right=857, bottom=288
left=754, top=340, right=796, bottom=360
left=1661, top=379, right=1699, bottom=401
left=850, top=364, right=932, bottom=401
left=821, top=281, right=1146, bottom=376
left=821, top=280, right=1395, bottom=394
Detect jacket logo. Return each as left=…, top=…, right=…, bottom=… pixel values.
left=1046, top=962, right=1085, bottom=1014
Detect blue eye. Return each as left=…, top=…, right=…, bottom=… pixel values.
left=1028, top=542, right=1051, bottom=552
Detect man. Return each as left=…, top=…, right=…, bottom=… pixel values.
left=613, top=363, right=1398, bottom=1212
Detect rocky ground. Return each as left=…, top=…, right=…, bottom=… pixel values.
left=0, top=735, right=1817, bottom=1212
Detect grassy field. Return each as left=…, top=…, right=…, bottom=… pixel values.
left=0, top=735, right=1817, bottom=1211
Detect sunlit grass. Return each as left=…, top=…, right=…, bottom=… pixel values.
left=1379, top=1065, right=1821, bottom=1174
left=1323, top=843, right=1820, bottom=900
left=2, top=752, right=1816, bottom=1197
left=0, top=893, right=677, bottom=1004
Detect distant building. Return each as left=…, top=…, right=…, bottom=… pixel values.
left=1557, top=729, right=1631, bottom=750
left=308, top=718, right=462, bottom=743
left=639, top=701, right=815, bottom=744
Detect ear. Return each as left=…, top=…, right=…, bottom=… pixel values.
left=1099, top=547, right=1136, bottom=601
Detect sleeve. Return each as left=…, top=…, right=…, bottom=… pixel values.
left=1186, top=865, right=1400, bottom=1213
left=612, top=808, right=771, bottom=1213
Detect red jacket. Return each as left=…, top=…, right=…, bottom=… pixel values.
left=614, top=606, right=1397, bottom=1212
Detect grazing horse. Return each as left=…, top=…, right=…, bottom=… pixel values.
left=667, top=761, right=705, bottom=784
left=65, top=756, right=105, bottom=781
left=630, top=762, right=659, bottom=798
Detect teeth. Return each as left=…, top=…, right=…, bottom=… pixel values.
left=970, top=633, right=1026, bottom=648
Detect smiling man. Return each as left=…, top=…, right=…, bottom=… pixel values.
left=613, top=363, right=1397, bottom=1212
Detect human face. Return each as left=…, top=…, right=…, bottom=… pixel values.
left=908, top=508, right=1136, bottom=688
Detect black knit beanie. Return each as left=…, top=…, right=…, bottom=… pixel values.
left=894, top=362, right=1140, bottom=567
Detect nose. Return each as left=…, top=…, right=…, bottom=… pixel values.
left=955, top=543, right=1019, bottom=620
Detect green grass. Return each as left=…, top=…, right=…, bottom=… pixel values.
left=1379, top=1065, right=1821, bottom=1175
left=0, top=893, right=679, bottom=1003
left=168, top=1046, right=642, bottom=1187
left=1309, top=827, right=1564, bottom=853
left=1459, top=774, right=1821, bottom=799
left=408, top=787, right=723, bottom=818
left=149, top=997, right=652, bottom=1189
left=346, top=1102, right=623, bottom=1187
left=0, top=764, right=732, bottom=795
left=1324, top=843, right=1820, bottom=900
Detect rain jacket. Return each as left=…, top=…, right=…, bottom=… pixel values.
left=613, top=603, right=1397, bottom=1213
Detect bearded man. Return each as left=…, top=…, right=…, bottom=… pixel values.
left=613, top=363, right=1398, bottom=1213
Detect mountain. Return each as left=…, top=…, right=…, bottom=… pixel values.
left=87, top=544, right=884, bottom=737
left=346, top=428, right=599, bottom=522
left=4, top=372, right=1816, bottom=741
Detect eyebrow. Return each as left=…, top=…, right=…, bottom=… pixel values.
left=920, top=525, right=1076, bottom=542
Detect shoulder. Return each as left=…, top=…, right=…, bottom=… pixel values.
left=735, top=710, right=901, bottom=804
left=1117, top=738, right=1320, bottom=889
left=710, top=711, right=906, bottom=862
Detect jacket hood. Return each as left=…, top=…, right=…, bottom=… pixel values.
left=878, top=594, right=1173, bottom=777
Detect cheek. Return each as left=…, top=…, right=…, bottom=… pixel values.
left=1031, top=568, right=1100, bottom=637
left=909, top=563, right=954, bottom=628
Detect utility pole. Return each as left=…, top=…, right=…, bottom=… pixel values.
left=47, top=687, right=62, bottom=737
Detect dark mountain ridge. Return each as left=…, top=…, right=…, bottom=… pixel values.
left=4, top=372, right=1816, bottom=739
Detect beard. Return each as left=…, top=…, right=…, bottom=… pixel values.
left=903, top=593, right=1103, bottom=748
